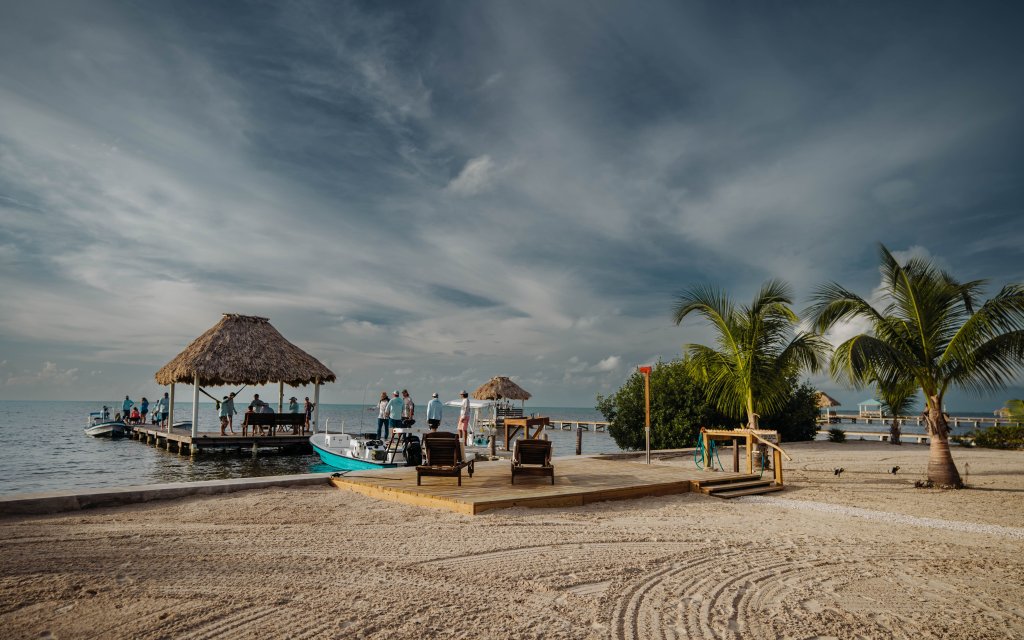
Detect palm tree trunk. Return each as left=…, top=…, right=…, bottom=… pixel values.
left=925, top=398, right=963, bottom=487
left=889, top=418, right=901, bottom=445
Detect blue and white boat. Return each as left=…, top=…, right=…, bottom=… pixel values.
left=85, top=409, right=126, bottom=439
left=309, top=423, right=417, bottom=471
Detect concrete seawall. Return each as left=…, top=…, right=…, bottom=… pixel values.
left=0, top=473, right=334, bottom=517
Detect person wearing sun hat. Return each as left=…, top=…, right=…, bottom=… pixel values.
left=458, top=390, right=471, bottom=445
left=426, top=392, right=443, bottom=431
left=288, top=396, right=299, bottom=413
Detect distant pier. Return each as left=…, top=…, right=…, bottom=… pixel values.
left=819, top=413, right=1020, bottom=429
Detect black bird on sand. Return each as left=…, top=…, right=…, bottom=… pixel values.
left=834, top=467, right=845, bottom=477
left=889, top=466, right=901, bottom=474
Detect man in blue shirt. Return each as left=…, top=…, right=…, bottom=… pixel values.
left=122, top=395, right=134, bottom=418
left=384, top=390, right=403, bottom=440
left=426, top=393, right=443, bottom=431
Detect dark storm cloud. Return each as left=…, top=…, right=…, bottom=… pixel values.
left=1, top=0, right=1022, bottom=405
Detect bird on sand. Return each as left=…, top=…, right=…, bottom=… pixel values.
left=889, top=466, right=901, bottom=474
left=834, top=467, right=845, bottom=477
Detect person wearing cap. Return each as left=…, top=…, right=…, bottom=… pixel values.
left=458, top=390, right=471, bottom=445
left=288, top=396, right=299, bottom=413
left=384, top=390, right=403, bottom=440
left=426, top=393, right=443, bottom=431
left=222, top=392, right=237, bottom=432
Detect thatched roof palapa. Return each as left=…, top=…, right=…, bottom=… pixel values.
left=472, top=376, right=532, bottom=401
left=155, top=314, right=336, bottom=387
left=815, top=391, right=841, bottom=408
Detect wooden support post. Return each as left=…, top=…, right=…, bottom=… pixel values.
left=313, top=379, right=320, bottom=433
left=773, top=450, right=784, bottom=485
left=702, top=431, right=710, bottom=469
left=488, top=435, right=496, bottom=457
left=575, top=427, right=583, bottom=455
left=732, top=438, right=739, bottom=472
left=745, top=434, right=753, bottom=474
left=191, top=373, right=200, bottom=438
left=168, top=383, right=175, bottom=433
left=251, top=442, right=258, bottom=457
left=278, top=381, right=284, bottom=413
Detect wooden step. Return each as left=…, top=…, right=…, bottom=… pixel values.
left=693, top=474, right=761, bottom=487
left=710, top=483, right=785, bottom=499
left=701, top=479, right=774, bottom=495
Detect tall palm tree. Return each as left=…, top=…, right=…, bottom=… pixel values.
left=808, top=244, right=1024, bottom=486
left=672, top=279, right=828, bottom=429
left=875, top=378, right=918, bottom=445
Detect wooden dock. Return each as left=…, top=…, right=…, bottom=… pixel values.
left=129, top=425, right=311, bottom=456
left=820, top=413, right=1020, bottom=428
left=329, top=456, right=759, bottom=515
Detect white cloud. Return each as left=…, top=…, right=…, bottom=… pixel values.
left=592, top=356, right=621, bottom=372
left=6, top=362, right=79, bottom=386
left=445, top=155, right=497, bottom=196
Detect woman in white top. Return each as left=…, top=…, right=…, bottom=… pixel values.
left=458, top=390, right=471, bottom=445
left=376, top=391, right=389, bottom=439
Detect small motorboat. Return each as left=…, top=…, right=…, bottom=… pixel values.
left=309, top=423, right=420, bottom=471
left=85, top=410, right=126, bottom=439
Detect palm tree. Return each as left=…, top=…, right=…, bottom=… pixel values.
left=875, top=378, right=918, bottom=445
left=672, top=280, right=829, bottom=429
left=808, top=244, right=1024, bottom=487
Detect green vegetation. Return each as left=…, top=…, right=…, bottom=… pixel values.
left=972, top=425, right=1024, bottom=450
left=596, top=359, right=819, bottom=450
left=671, top=280, right=828, bottom=429
left=827, top=428, right=847, bottom=443
left=808, top=244, right=1024, bottom=488
left=876, top=379, right=919, bottom=446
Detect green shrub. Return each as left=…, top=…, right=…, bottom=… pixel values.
left=972, top=424, right=1024, bottom=450
left=596, top=360, right=820, bottom=450
left=827, top=428, right=846, bottom=443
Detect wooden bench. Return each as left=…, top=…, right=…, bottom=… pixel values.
left=242, top=412, right=306, bottom=436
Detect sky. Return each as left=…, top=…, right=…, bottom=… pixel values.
left=1, top=1, right=1022, bottom=410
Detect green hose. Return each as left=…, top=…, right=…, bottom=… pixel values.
left=694, top=437, right=723, bottom=471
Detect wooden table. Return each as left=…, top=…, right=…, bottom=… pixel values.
left=502, top=416, right=550, bottom=450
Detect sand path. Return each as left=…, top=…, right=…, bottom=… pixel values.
left=1, top=441, right=1022, bottom=639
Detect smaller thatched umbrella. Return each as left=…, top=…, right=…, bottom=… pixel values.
left=816, top=391, right=841, bottom=422
left=155, top=314, right=336, bottom=437
left=472, top=376, right=532, bottom=429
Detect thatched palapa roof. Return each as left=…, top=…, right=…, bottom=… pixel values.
left=155, top=314, right=336, bottom=387
left=472, top=376, right=531, bottom=401
left=815, top=391, right=841, bottom=408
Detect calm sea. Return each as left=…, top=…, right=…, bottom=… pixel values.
left=0, top=401, right=616, bottom=496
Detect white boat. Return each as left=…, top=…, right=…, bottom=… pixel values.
left=85, top=410, right=126, bottom=439
left=309, top=424, right=421, bottom=471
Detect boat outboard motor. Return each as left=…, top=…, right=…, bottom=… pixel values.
left=404, top=440, right=423, bottom=467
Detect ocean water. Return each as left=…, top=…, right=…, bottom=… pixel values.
left=0, top=401, right=617, bottom=496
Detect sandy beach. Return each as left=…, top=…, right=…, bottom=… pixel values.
left=2, top=441, right=1022, bottom=639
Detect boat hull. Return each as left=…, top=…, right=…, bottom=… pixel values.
left=309, top=435, right=401, bottom=471
left=85, top=422, right=126, bottom=438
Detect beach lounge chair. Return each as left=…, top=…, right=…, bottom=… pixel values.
left=511, top=438, right=554, bottom=485
left=417, top=432, right=474, bottom=486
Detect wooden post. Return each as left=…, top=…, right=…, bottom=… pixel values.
left=732, top=438, right=739, bottom=472
left=702, top=431, right=710, bottom=469
left=639, top=366, right=652, bottom=465
left=191, top=373, right=200, bottom=438
left=313, top=378, right=320, bottom=433
left=488, top=435, right=496, bottom=457
left=278, top=381, right=284, bottom=413
left=575, top=427, right=582, bottom=455
left=773, top=450, right=784, bottom=485
left=745, top=433, right=753, bottom=474
left=168, top=384, right=175, bottom=434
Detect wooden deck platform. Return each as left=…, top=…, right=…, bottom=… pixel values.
left=329, top=456, right=758, bottom=515
left=130, top=425, right=311, bottom=455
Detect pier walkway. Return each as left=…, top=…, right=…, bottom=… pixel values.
left=130, top=425, right=311, bottom=456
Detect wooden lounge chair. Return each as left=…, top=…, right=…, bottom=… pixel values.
left=511, top=438, right=554, bottom=485
left=417, top=431, right=474, bottom=486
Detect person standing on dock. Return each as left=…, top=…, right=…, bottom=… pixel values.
left=458, top=390, right=471, bottom=445
left=288, top=396, right=299, bottom=413
left=303, top=397, right=314, bottom=434
left=140, top=397, right=149, bottom=423
left=401, top=389, right=415, bottom=428
left=222, top=392, right=237, bottom=432
left=248, top=394, right=266, bottom=411
left=122, top=395, right=134, bottom=419
left=376, top=391, right=389, bottom=439
left=426, top=393, right=442, bottom=432
left=157, top=392, right=169, bottom=427
left=384, top=390, right=403, bottom=440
